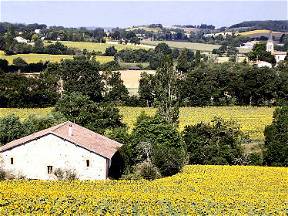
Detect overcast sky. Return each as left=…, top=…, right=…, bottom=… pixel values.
left=1, top=1, right=287, bottom=28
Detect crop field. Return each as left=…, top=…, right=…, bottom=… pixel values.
left=142, top=40, right=221, bottom=52
left=0, top=165, right=286, bottom=215
left=120, top=106, right=274, bottom=141
left=119, top=70, right=155, bottom=95
left=239, top=30, right=285, bottom=39
left=46, top=41, right=150, bottom=53
left=216, top=56, right=248, bottom=63
left=0, top=51, right=72, bottom=64
left=0, top=51, right=113, bottom=64
left=0, top=106, right=274, bottom=141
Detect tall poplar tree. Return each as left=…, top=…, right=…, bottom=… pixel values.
left=154, top=55, right=179, bottom=125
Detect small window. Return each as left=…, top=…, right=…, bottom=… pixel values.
left=47, top=166, right=53, bottom=174
left=10, top=158, right=14, bottom=165
left=86, top=160, right=90, bottom=167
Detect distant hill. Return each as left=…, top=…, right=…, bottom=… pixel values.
left=229, top=20, right=288, bottom=32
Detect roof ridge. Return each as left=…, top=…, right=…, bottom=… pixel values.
left=50, top=121, right=71, bottom=132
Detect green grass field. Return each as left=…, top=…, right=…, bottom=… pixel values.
left=141, top=40, right=221, bottom=52
left=46, top=41, right=150, bottom=53
left=0, top=51, right=113, bottom=64
left=0, top=106, right=274, bottom=141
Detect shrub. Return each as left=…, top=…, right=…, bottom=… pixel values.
left=247, top=153, right=263, bottom=166
left=105, top=46, right=117, bottom=56
left=0, top=169, right=6, bottom=180
left=0, top=115, right=26, bottom=146
left=182, top=118, right=244, bottom=165
left=152, top=145, right=187, bottom=176
left=134, top=161, right=161, bottom=180
left=54, top=168, right=78, bottom=180
left=130, top=116, right=187, bottom=177
left=13, top=57, right=28, bottom=67
left=121, top=172, right=143, bottom=180
left=264, top=106, right=288, bottom=166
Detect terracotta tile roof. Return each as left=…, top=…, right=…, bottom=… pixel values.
left=0, top=121, right=123, bottom=159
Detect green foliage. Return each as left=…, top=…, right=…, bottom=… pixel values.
left=0, top=59, right=8, bottom=74
left=182, top=118, right=244, bottom=165
left=230, top=20, right=288, bottom=32
left=115, top=49, right=153, bottom=63
left=0, top=112, right=65, bottom=146
left=100, top=60, right=121, bottom=71
left=138, top=72, right=155, bottom=107
left=247, top=153, right=263, bottom=166
left=0, top=71, right=59, bottom=108
left=179, top=62, right=284, bottom=106
left=154, top=55, right=179, bottom=125
left=129, top=115, right=187, bottom=176
left=22, top=112, right=66, bottom=135
left=44, top=41, right=76, bottom=55
left=48, top=56, right=103, bottom=102
left=54, top=92, right=125, bottom=134
left=0, top=115, right=25, bottom=145
left=0, top=169, right=6, bottom=180
left=105, top=46, right=117, bottom=56
left=248, top=43, right=276, bottom=64
left=152, top=144, right=187, bottom=176
left=133, top=161, right=161, bottom=180
left=264, top=106, right=288, bottom=166
left=12, top=57, right=27, bottom=67
left=176, top=48, right=194, bottom=73
left=105, top=127, right=130, bottom=145
left=103, top=71, right=129, bottom=103
left=154, top=43, right=172, bottom=55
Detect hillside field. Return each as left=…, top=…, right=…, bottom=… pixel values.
left=0, top=106, right=274, bottom=141
left=0, top=51, right=113, bottom=64
left=45, top=41, right=150, bottom=53
left=239, top=30, right=285, bottom=39
left=141, top=40, right=221, bottom=52
left=0, top=165, right=286, bottom=215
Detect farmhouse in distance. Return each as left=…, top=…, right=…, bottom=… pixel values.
left=0, top=121, right=122, bottom=180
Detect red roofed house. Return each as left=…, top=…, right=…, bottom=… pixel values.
left=0, top=121, right=122, bottom=180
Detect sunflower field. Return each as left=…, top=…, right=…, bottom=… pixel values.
left=0, top=106, right=274, bottom=141
left=0, top=165, right=287, bottom=215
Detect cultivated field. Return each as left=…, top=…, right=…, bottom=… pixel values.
left=0, top=106, right=274, bottom=141
left=0, top=165, right=286, bottom=215
left=216, top=56, right=248, bottom=63
left=239, top=30, right=285, bottom=39
left=119, top=70, right=155, bottom=95
left=46, top=41, right=150, bottom=53
left=0, top=51, right=113, bottom=64
left=142, top=40, right=221, bottom=52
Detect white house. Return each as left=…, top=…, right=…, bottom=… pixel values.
left=240, top=41, right=258, bottom=50
left=34, top=29, right=41, bottom=34
left=0, top=121, right=122, bottom=180
left=274, top=51, right=287, bottom=63
left=14, top=36, right=28, bottom=44
left=256, top=61, right=272, bottom=68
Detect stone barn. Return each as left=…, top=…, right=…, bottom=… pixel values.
left=0, top=121, right=122, bottom=180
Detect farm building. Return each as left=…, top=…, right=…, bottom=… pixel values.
left=0, top=121, right=122, bottom=180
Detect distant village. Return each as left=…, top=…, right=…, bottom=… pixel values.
left=8, top=20, right=287, bottom=70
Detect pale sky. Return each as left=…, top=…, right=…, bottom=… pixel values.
left=1, top=1, right=287, bottom=28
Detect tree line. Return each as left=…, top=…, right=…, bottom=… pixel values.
left=139, top=61, right=288, bottom=107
